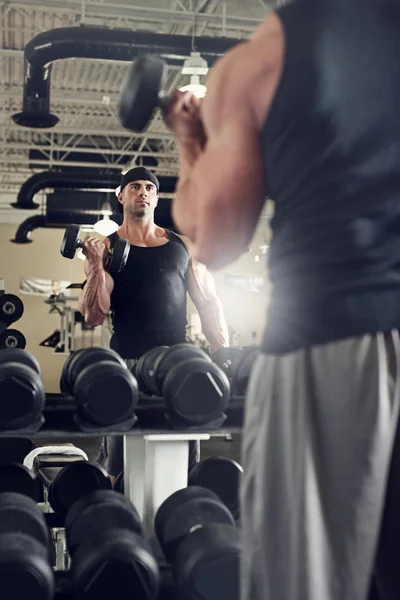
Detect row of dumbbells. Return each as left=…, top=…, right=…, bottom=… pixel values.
left=1, top=487, right=240, bottom=600
left=0, top=459, right=241, bottom=600
left=0, top=455, right=242, bottom=522
left=0, top=292, right=26, bottom=349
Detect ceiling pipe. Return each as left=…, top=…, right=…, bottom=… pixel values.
left=12, top=170, right=178, bottom=210
left=12, top=26, right=240, bottom=129
left=10, top=215, right=50, bottom=244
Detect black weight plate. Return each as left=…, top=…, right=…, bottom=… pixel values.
left=174, top=523, right=240, bottom=600
left=155, top=343, right=210, bottom=394
left=232, top=346, right=260, bottom=395
left=211, top=348, right=243, bottom=384
left=75, top=361, right=138, bottom=426
left=108, top=237, right=130, bottom=274
left=188, top=457, right=243, bottom=519
left=154, top=486, right=235, bottom=564
left=60, top=349, right=85, bottom=395
left=60, top=224, right=81, bottom=259
left=72, top=528, right=160, bottom=600
left=66, top=489, right=142, bottom=557
left=163, top=358, right=230, bottom=427
left=0, top=463, right=40, bottom=501
left=0, top=348, right=41, bottom=375
left=114, top=471, right=124, bottom=494
left=0, top=492, right=49, bottom=546
left=0, top=362, right=45, bottom=429
left=137, top=346, right=169, bottom=395
left=0, top=532, right=55, bottom=600
left=68, top=346, right=126, bottom=390
left=0, top=294, right=24, bottom=325
left=49, top=462, right=111, bottom=516
left=0, top=329, right=26, bottom=349
left=119, top=55, right=167, bottom=133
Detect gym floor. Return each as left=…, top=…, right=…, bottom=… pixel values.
left=34, top=434, right=242, bottom=466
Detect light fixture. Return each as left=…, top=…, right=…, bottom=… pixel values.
left=93, top=201, right=119, bottom=236
left=179, top=52, right=208, bottom=99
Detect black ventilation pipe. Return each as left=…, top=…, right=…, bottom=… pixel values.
left=11, top=215, right=50, bottom=244
left=12, top=170, right=178, bottom=210
left=12, top=27, right=240, bottom=129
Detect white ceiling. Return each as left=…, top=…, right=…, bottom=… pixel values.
left=0, top=0, right=278, bottom=223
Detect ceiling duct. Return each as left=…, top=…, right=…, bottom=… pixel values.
left=12, top=26, right=239, bottom=129
left=11, top=215, right=50, bottom=244
left=12, top=170, right=178, bottom=210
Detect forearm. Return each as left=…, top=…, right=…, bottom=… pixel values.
left=198, top=299, right=229, bottom=352
left=78, top=269, right=111, bottom=327
left=176, top=137, right=205, bottom=181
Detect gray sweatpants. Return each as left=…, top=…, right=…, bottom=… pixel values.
left=97, top=359, right=200, bottom=476
left=241, top=331, right=400, bottom=600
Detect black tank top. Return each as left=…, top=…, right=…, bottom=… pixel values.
left=262, top=0, right=400, bottom=354
left=109, top=229, right=189, bottom=358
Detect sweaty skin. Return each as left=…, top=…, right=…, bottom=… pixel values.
left=164, top=14, right=284, bottom=268
left=78, top=179, right=229, bottom=351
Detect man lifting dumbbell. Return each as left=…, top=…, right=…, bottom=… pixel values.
left=77, top=166, right=229, bottom=483
left=118, top=2, right=400, bottom=600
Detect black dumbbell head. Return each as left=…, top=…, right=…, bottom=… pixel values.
left=211, top=347, right=244, bottom=386
left=0, top=348, right=41, bottom=375
left=163, top=358, right=230, bottom=427
left=188, top=457, right=243, bottom=520
left=136, top=346, right=169, bottom=395
left=154, top=344, right=211, bottom=395
left=72, top=528, right=160, bottom=600
left=0, top=463, right=40, bottom=502
left=67, top=347, right=127, bottom=391
left=174, top=524, right=240, bottom=600
left=74, top=361, right=138, bottom=426
left=0, top=362, right=45, bottom=429
left=107, top=237, right=130, bottom=274
left=0, top=328, right=26, bottom=349
left=0, top=294, right=24, bottom=325
left=0, top=492, right=49, bottom=547
left=60, top=224, right=82, bottom=260
left=232, top=346, right=260, bottom=395
left=49, top=462, right=111, bottom=516
left=118, top=55, right=167, bottom=133
left=66, top=489, right=143, bottom=557
left=154, top=486, right=236, bottom=564
left=0, top=532, right=54, bottom=600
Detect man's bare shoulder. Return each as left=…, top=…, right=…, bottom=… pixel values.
left=203, top=13, right=284, bottom=131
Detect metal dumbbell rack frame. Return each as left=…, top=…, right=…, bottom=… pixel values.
left=0, top=392, right=244, bottom=599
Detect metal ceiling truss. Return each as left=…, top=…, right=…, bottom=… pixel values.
left=0, top=0, right=269, bottom=195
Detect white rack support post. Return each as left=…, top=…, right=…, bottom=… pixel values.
left=124, top=433, right=210, bottom=537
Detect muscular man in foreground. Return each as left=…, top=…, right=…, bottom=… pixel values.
left=78, top=166, right=229, bottom=481
left=163, top=1, right=400, bottom=599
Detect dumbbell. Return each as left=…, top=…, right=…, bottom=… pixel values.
left=66, top=490, right=160, bottom=600
left=48, top=461, right=111, bottom=517
left=0, top=462, right=40, bottom=502
left=0, top=293, right=24, bottom=325
left=211, top=347, right=244, bottom=390
left=188, top=456, right=243, bottom=520
left=61, top=346, right=138, bottom=427
left=136, top=343, right=231, bottom=427
left=60, top=224, right=130, bottom=275
left=0, top=348, right=45, bottom=430
left=155, top=486, right=240, bottom=600
left=0, top=492, right=54, bottom=600
left=119, top=55, right=170, bottom=133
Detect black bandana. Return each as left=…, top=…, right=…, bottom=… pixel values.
left=118, top=167, right=160, bottom=213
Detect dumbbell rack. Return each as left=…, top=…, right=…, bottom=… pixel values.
left=0, top=392, right=244, bottom=599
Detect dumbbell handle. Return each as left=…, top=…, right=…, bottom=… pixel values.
left=158, top=94, right=171, bottom=112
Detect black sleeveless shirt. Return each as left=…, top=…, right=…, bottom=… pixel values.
left=262, top=0, right=400, bottom=354
left=108, top=229, right=189, bottom=358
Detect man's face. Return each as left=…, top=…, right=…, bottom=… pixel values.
left=119, top=179, right=158, bottom=218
